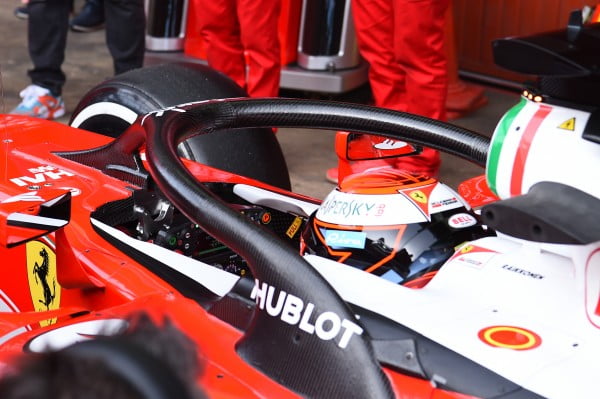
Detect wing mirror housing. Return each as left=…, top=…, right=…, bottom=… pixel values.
left=334, top=132, right=421, bottom=184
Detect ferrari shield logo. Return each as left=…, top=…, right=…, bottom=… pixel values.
left=409, top=190, right=428, bottom=203
left=26, top=240, right=61, bottom=326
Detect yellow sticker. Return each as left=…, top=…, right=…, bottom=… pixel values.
left=460, top=244, right=474, bottom=253
left=410, top=190, right=428, bottom=203
left=286, top=217, right=303, bottom=238
left=558, top=118, right=575, bottom=131
left=27, top=240, right=61, bottom=326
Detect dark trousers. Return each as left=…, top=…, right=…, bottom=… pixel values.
left=27, top=0, right=145, bottom=96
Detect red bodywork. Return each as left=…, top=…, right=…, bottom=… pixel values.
left=0, top=115, right=477, bottom=398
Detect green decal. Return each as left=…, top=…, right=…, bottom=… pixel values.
left=486, top=97, right=527, bottom=195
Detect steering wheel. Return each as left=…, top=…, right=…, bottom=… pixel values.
left=133, top=98, right=490, bottom=398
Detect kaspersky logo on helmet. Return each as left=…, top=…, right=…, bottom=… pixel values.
left=250, top=279, right=363, bottom=349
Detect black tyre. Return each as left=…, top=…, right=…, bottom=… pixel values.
left=70, top=62, right=291, bottom=190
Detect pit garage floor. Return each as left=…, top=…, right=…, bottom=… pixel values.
left=1, top=0, right=520, bottom=200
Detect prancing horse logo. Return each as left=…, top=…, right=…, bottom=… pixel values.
left=27, top=240, right=61, bottom=326
left=33, top=248, right=55, bottom=309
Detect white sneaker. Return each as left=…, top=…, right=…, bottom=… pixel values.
left=11, top=85, right=66, bottom=120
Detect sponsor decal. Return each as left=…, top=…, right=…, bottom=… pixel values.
left=457, top=257, right=483, bottom=267
left=558, top=117, right=575, bottom=131
left=140, top=99, right=240, bottom=123
left=401, top=184, right=437, bottom=218
left=448, top=213, right=477, bottom=228
left=459, top=244, right=475, bottom=253
left=319, top=197, right=378, bottom=218
left=286, top=216, right=303, bottom=238
left=260, top=212, right=272, bottom=224
left=26, top=240, right=61, bottom=327
left=318, top=191, right=428, bottom=225
left=142, top=102, right=198, bottom=121
left=373, top=139, right=407, bottom=150
left=325, top=230, right=366, bottom=249
left=10, top=165, right=74, bottom=187
left=431, top=197, right=458, bottom=208
left=478, top=325, right=541, bottom=350
left=501, top=264, right=544, bottom=279
left=448, top=244, right=497, bottom=269
left=251, top=280, right=363, bottom=349
left=374, top=203, right=386, bottom=216
left=409, top=190, right=427, bottom=204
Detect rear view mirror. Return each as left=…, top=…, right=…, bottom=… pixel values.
left=339, top=132, right=421, bottom=161
left=332, top=132, right=423, bottom=185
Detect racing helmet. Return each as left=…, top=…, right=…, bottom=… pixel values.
left=302, top=168, right=490, bottom=287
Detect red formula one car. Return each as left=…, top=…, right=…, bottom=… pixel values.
left=0, top=14, right=599, bottom=399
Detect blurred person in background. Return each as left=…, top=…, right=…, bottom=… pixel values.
left=10, top=0, right=144, bottom=120
left=327, top=0, right=450, bottom=183
left=15, top=0, right=105, bottom=32
left=197, top=0, right=282, bottom=97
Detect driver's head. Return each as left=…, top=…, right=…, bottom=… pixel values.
left=302, top=168, right=489, bottom=287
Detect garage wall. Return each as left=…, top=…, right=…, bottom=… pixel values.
left=453, top=0, right=591, bottom=83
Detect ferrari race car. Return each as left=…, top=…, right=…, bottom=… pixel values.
left=0, top=12, right=599, bottom=399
